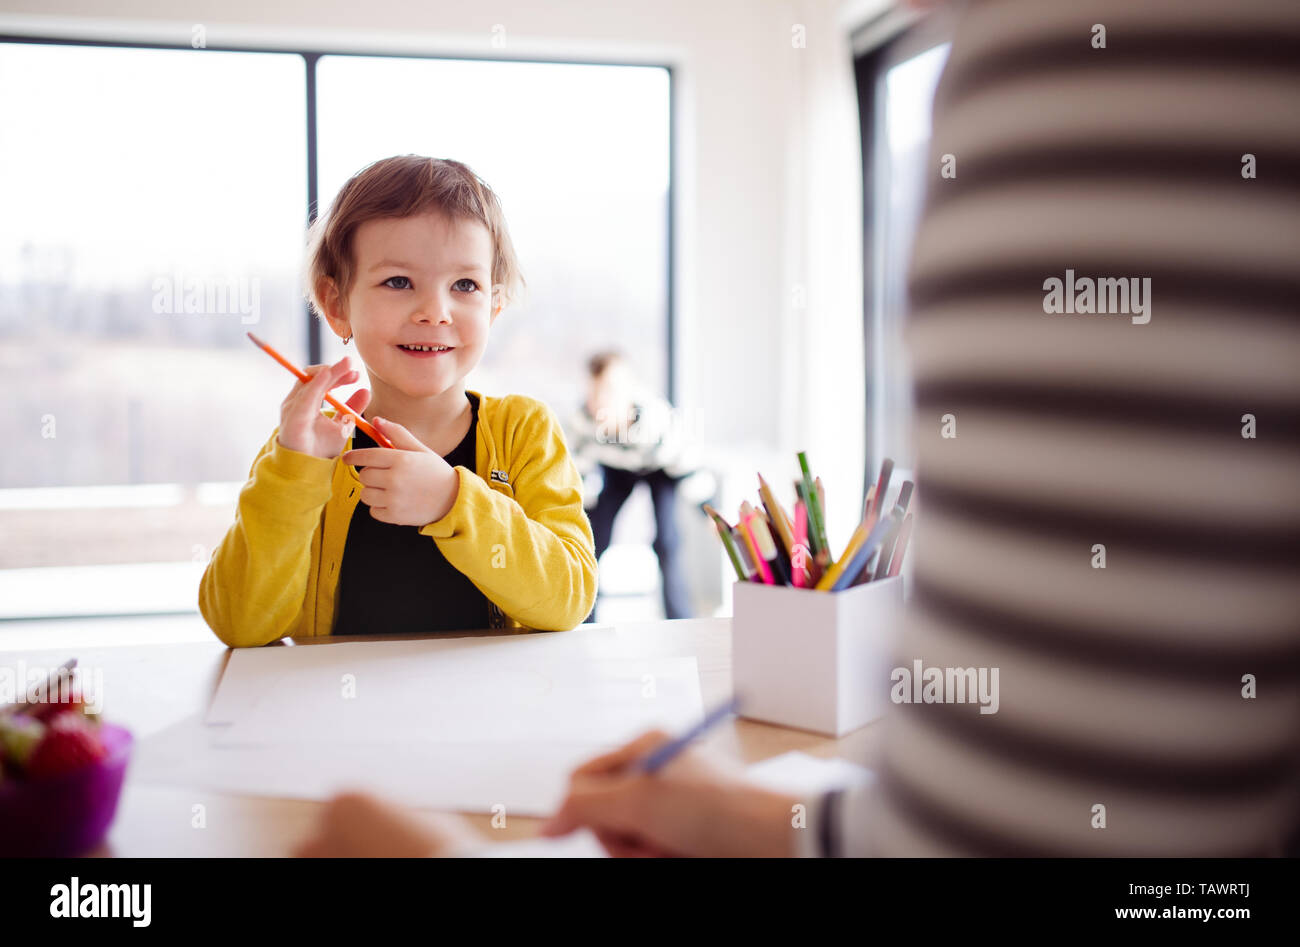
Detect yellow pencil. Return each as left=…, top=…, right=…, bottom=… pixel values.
left=757, top=473, right=795, bottom=552
left=815, top=509, right=878, bottom=590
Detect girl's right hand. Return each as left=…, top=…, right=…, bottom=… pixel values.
left=276, top=356, right=372, bottom=459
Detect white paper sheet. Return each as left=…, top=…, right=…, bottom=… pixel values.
left=133, top=712, right=601, bottom=815
left=207, top=635, right=702, bottom=747
left=136, top=629, right=704, bottom=816
left=207, top=627, right=607, bottom=724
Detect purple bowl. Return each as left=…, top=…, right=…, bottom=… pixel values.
left=0, top=722, right=133, bottom=858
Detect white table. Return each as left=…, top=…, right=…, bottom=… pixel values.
left=1, top=616, right=879, bottom=856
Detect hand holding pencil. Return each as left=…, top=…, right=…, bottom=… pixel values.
left=275, top=354, right=372, bottom=459
left=248, top=332, right=390, bottom=457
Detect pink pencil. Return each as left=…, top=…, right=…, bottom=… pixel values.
left=740, top=511, right=775, bottom=584
left=792, top=500, right=808, bottom=588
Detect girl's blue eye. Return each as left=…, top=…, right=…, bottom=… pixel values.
left=383, top=276, right=412, bottom=290
left=453, top=278, right=479, bottom=293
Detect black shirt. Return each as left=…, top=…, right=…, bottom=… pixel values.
left=333, top=392, right=491, bottom=635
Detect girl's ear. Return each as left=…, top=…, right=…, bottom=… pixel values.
left=320, top=276, right=351, bottom=340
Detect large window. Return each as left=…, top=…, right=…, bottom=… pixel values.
left=856, top=22, right=950, bottom=491
left=0, top=39, right=671, bottom=619
left=313, top=55, right=670, bottom=413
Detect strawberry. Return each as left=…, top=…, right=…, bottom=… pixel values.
left=24, top=714, right=106, bottom=780
left=0, top=714, right=45, bottom=769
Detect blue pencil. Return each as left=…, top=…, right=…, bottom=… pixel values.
left=830, top=506, right=902, bottom=591
left=638, top=696, right=742, bottom=774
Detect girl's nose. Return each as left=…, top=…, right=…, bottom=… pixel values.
left=413, top=295, right=453, bottom=324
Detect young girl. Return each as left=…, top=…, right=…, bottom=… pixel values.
left=200, top=155, right=597, bottom=647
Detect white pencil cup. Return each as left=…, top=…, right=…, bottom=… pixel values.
left=731, top=576, right=904, bottom=737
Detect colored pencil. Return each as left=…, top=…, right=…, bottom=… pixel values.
left=792, top=500, right=809, bottom=587
left=793, top=478, right=817, bottom=555
left=830, top=507, right=902, bottom=592
left=732, top=526, right=762, bottom=582
left=639, top=696, right=741, bottom=773
left=887, top=513, right=914, bottom=577
left=751, top=514, right=790, bottom=585
left=867, top=457, right=894, bottom=520
left=754, top=503, right=795, bottom=583
left=739, top=507, right=775, bottom=584
left=797, top=452, right=832, bottom=565
left=757, top=473, right=796, bottom=559
left=704, top=505, right=747, bottom=581
left=815, top=476, right=826, bottom=528
left=872, top=481, right=914, bottom=581
left=815, top=508, right=878, bottom=591
left=247, top=332, right=395, bottom=449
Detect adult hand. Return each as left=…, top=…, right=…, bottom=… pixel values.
left=539, top=729, right=800, bottom=857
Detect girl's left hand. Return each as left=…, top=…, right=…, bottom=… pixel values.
left=293, top=791, right=486, bottom=858
left=341, top=418, right=460, bottom=526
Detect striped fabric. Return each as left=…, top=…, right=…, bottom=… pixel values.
left=830, top=0, right=1300, bottom=856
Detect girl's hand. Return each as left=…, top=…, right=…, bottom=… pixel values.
left=341, top=419, right=461, bottom=526
left=539, top=729, right=801, bottom=858
left=276, top=356, right=371, bottom=459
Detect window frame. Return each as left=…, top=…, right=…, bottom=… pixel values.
left=0, top=33, right=676, bottom=618
left=853, top=14, right=952, bottom=500
left=0, top=32, right=677, bottom=398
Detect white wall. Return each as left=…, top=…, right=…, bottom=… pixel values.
left=0, top=0, right=880, bottom=549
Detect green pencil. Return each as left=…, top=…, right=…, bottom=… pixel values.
left=794, top=479, right=819, bottom=556
left=797, top=452, right=833, bottom=566
left=703, top=504, right=747, bottom=580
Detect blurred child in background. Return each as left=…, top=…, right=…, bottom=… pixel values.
left=568, top=350, right=695, bottom=621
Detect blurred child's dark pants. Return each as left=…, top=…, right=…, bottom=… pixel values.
left=583, top=464, right=692, bottom=621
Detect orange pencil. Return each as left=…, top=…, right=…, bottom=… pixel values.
left=247, top=332, right=395, bottom=449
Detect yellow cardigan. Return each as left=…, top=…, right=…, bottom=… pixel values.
left=199, top=390, right=598, bottom=648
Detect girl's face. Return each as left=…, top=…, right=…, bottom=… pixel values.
left=328, top=210, right=501, bottom=400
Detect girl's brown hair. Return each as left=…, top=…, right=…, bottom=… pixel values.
left=303, top=154, right=524, bottom=318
